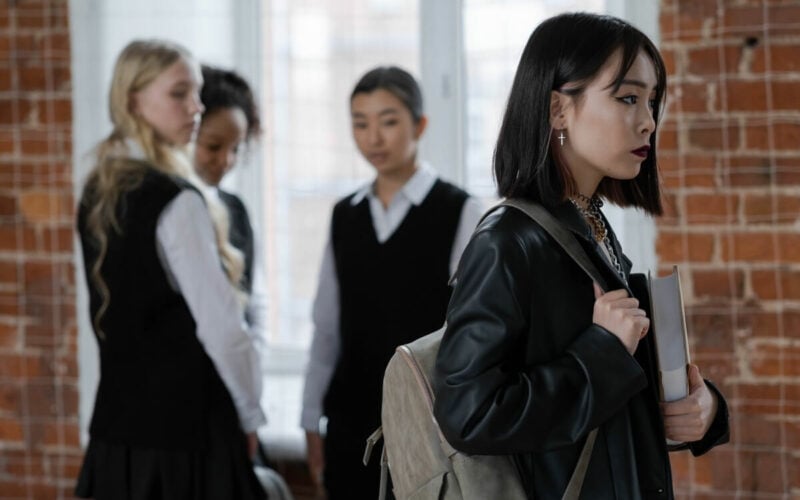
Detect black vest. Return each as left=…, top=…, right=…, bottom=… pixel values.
left=77, top=163, right=240, bottom=450
left=323, top=179, right=469, bottom=427
left=218, top=190, right=255, bottom=293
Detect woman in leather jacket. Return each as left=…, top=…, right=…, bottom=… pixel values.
left=433, top=13, right=729, bottom=499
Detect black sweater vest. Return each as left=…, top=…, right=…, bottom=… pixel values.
left=218, top=190, right=255, bottom=293
left=77, top=164, right=240, bottom=450
left=323, top=179, right=468, bottom=426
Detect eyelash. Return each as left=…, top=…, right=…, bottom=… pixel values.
left=617, top=95, right=657, bottom=109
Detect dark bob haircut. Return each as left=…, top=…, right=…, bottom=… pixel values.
left=494, top=12, right=666, bottom=215
left=350, top=66, right=424, bottom=124
left=200, top=65, right=261, bottom=140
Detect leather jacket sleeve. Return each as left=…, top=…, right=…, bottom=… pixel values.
left=432, top=210, right=648, bottom=455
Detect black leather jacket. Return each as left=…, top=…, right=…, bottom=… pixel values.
left=433, top=203, right=729, bottom=500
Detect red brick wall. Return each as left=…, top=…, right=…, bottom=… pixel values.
left=0, top=1, right=80, bottom=498
left=659, top=0, right=800, bottom=497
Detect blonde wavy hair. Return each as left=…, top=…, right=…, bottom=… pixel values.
left=83, top=39, right=244, bottom=338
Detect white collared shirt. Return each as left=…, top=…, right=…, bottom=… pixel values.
left=300, top=163, right=484, bottom=431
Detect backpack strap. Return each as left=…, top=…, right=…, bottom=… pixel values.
left=498, top=198, right=603, bottom=499
left=562, top=428, right=598, bottom=499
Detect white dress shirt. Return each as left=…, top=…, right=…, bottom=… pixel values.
left=300, top=163, right=484, bottom=431
left=156, top=189, right=266, bottom=432
left=202, top=186, right=270, bottom=361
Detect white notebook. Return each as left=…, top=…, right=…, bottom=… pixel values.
left=648, top=266, right=691, bottom=446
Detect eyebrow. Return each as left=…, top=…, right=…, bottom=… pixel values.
left=352, top=108, right=400, bottom=118
left=617, top=79, right=655, bottom=91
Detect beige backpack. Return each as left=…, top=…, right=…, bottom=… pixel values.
left=365, top=199, right=604, bottom=500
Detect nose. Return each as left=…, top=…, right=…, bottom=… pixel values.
left=367, top=124, right=382, bottom=145
left=640, top=105, right=656, bottom=136
left=189, top=91, right=204, bottom=116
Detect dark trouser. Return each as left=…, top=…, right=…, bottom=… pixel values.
left=324, top=417, right=392, bottom=500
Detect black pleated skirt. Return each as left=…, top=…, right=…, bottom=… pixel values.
left=74, top=421, right=267, bottom=499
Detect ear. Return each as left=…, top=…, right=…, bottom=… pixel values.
left=549, top=90, right=567, bottom=129
left=413, top=115, right=428, bottom=140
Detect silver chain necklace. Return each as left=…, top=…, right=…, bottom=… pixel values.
left=568, top=195, right=626, bottom=282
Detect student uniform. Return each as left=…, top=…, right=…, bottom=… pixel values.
left=75, top=155, right=266, bottom=500
left=301, top=164, right=483, bottom=499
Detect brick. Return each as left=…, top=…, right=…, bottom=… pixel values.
left=772, top=80, right=800, bottom=111
left=769, top=43, right=800, bottom=72
left=0, top=322, right=19, bottom=348
left=656, top=231, right=715, bottom=262
left=724, top=79, right=767, bottom=112
left=0, top=260, right=18, bottom=285
left=19, top=191, right=61, bottom=223
left=693, top=269, right=745, bottom=299
left=749, top=344, right=800, bottom=377
left=685, top=193, right=738, bottom=223
left=739, top=413, right=783, bottom=446
left=18, top=64, right=48, bottom=92
left=720, top=232, right=776, bottom=262
left=785, top=309, right=800, bottom=339
left=752, top=269, right=779, bottom=300
left=787, top=419, right=800, bottom=449
left=688, top=120, right=740, bottom=151
left=0, top=99, right=15, bottom=125
left=677, top=82, right=717, bottom=113
left=740, top=310, right=778, bottom=338
left=743, top=194, right=800, bottom=225
left=779, top=269, right=800, bottom=301
left=0, top=383, right=22, bottom=416
left=710, top=448, right=737, bottom=492
left=778, top=233, right=800, bottom=263
left=687, top=47, right=723, bottom=76
left=687, top=310, right=734, bottom=353
left=738, top=450, right=787, bottom=493
left=773, top=122, right=800, bottom=151
left=676, top=0, right=719, bottom=41
left=0, top=417, right=24, bottom=442
left=776, top=157, right=800, bottom=186
left=671, top=452, right=690, bottom=485
left=662, top=48, right=677, bottom=75
left=722, top=6, right=765, bottom=35
left=769, top=5, right=800, bottom=36
left=657, top=126, right=678, bottom=150
left=744, top=123, right=770, bottom=151
left=685, top=154, right=718, bottom=187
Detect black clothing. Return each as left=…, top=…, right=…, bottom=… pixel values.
left=218, top=190, right=255, bottom=293
left=433, top=203, right=729, bottom=500
left=75, top=162, right=265, bottom=499
left=322, top=179, right=469, bottom=499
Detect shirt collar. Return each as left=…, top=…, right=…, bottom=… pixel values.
left=350, top=161, right=439, bottom=206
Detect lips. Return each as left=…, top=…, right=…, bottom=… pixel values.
left=631, top=145, right=650, bottom=158
left=367, top=153, right=389, bottom=164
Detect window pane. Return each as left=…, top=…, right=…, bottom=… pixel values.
left=261, top=0, right=420, bottom=352
left=463, top=0, right=605, bottom=198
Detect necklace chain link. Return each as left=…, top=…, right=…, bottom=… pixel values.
left=568, top=195, right=626, bottom=281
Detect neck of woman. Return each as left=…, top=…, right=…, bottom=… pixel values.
left=374, top=161, right=417, bottom=208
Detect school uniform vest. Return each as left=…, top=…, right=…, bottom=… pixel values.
left=218, top=190, right=255, bottom=293
left=323, top=179, right=469, bottom=428
left=77, top=163, right=240, bottom=450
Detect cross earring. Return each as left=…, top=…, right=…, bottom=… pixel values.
left=558, top=131, right=566, bottom=146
